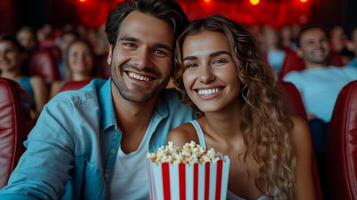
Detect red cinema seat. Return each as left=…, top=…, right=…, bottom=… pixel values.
left=59, top=80, right=91, bottom=92
left=278, top=81, right=323, bottom=200
left=325, top=80, right=357, bottom=200
left=278, top=49, right=305, bottom=80
left=278, top=81, right=308, bottom=121
left=28, top=49, right=60, bottom=84
left=0, top=78, right=33, bottom=188
left=278, top=50, right=344, bottom=80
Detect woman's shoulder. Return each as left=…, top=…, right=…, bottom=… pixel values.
left=168, top=122, right=200, bottom=147
left=29, top=75, right=44, bottom=83
left=290, top=116, right=312, bottom=151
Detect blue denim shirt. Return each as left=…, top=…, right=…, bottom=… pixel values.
left=0, top=79, right=194, bottom=200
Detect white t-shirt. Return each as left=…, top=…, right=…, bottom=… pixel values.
left=284, top=66, right=357, bottom=122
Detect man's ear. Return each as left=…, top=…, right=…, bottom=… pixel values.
left=107, top=45, right=113, bottom=65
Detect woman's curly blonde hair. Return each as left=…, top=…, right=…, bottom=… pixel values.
left=173, top=15, right=296, bottom=199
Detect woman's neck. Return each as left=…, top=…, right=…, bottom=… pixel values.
left=71, top=73, right=91, bottom=81
left=202, top=101, right=243, bottom=141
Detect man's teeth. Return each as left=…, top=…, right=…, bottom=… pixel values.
left=197, top=88, right=221, bottom=96
left=128, top=72, right=150, bottom=82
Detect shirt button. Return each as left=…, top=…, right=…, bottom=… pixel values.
left=105, top=172, right=110, bottom=178
left=111, top=148, right=116, bottom=154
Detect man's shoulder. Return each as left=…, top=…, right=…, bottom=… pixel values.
left=283, top=70, right=303, bottom=82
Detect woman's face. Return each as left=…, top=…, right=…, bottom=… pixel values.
left=182, top=31, right=241, bottom=113
left=68, top=41, right=94, bottom=74
left=0, top=41, right=22, bottom=72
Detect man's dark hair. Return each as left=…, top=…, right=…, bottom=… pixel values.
left=105, top=0, right=188, bottom=47
left=296, top=24, right=328, bottom=48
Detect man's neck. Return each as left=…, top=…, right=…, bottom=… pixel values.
left=111, top=83, right=158, bottom=153
left=304, top=61, right=327, bottom=69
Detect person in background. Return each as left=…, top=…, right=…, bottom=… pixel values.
left=284, top=25, right=357, bottom=127
left=329, top=25, right=347, bottom=54
left=50, top=39, right=96, bottom=97
left=339, top=47, right=355, bottom=65
left=283, top=25, right=357, bottom=192
left=16, top=27, right=37, bottom=52
left=260, top=26, right=286, bottom=76
left=280, top=25, right=298, bottom=50
left=0, top=0, right=193, bottom=199
left=170, top=15, right=315, bottom=200
left=57, top=30, right=80, bottom=80
left=0, top=35, right=48, bottom=119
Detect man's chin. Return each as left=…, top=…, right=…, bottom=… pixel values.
left=120, top=90, right=158, bottom=104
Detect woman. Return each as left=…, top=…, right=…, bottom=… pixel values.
left=169, top=16, right=315, bottom=199
left=0, top=35, right=48, bottom=118
left=50, top=39, right=95, bottom=97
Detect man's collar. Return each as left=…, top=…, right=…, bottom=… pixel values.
left=99, top=79, right=170, bottom=132
left=99, top=79, right=115, bottom=131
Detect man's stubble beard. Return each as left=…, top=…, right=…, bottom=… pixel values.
left=110, top=63, right=170, bottom=104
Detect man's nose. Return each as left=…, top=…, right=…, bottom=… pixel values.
left=133, top=48, right=152, bottom=69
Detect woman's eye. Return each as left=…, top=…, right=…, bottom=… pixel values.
left=212, top=59, right=226, bottom=65
left=185, top=63, right=198, bottom=69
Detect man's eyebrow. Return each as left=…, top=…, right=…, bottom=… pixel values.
left=118, top=36, right=138, bottom=42
left=118, top=36, right=172, bottom=52
left=154, top=43, right=173, bottom=53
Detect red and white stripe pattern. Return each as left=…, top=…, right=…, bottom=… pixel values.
left=148, top=156, right=230, bottom=200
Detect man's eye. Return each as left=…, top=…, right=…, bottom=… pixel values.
left=123, top=42, right=137, bottom=48
left=153, top=49, right=169, bottom=57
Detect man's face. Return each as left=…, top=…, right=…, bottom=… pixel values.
left=298, top=28, right=329, bottom=66
left=108, top=11, right=174, bottom=103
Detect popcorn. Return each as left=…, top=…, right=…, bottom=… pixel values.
left=147, top=141, right=230, bottom=200
left=148, top=141, right=224, bottom=165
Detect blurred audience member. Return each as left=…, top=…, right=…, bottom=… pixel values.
left=50, top=39, right=95, bottom=97
left=339, top=47, right=355, bottom=65
left=280, top=25, right=297, bottom=50
left=37, top=24, right=54, bottom=48
left=261, top=26, right=286, bottom=75
left=291, top=23, right=301, bottom=43
left=57, top=31, right=80, bottom=79
left=284, top=25, right=357, bottom=153
left=16, top=27, right=37, bottom=52
left=0, top=35, right=48, bottom=118
left=329, top=25, right=347, bottom=54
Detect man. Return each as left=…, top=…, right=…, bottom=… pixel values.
left=0, top=0, right=193, bottom=199
left=285, top=25, right=357, bottom=123
left=284, top=25, right=357, bottom=152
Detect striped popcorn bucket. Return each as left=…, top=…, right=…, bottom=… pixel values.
left=148, top=156, right=230, bottom=200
